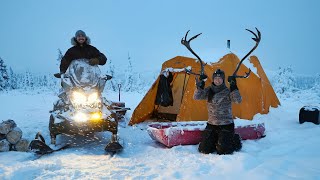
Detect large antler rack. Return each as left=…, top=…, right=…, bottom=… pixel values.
left=181, top=30, right=206, bottom=76
left=231, top=28, right=261, bottom=79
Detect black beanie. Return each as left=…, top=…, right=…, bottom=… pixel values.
left=212, top=69, right=225, bottom=80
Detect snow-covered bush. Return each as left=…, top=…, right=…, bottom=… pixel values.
left=271, top=66, right=298, bottom=94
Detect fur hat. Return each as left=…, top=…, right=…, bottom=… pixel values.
left=75, top=30, right=86, bottom=37
left=212, top=69, right=225, bottom=80
left=71, top=30, right=91, bottom=45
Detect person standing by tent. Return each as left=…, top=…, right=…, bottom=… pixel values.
left=55, top=30, right=107, bottom=77
left=194, top=69, right=242, bottom=155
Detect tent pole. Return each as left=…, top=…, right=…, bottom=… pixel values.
left=181, top=73, right=187, bottom=104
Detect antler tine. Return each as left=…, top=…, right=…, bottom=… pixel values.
left=234, top=68, right=251, bottom=78
left=181, top=30, right=190, bottom=44
left=243, top=69, right=251, bottom=78
left=256, top=27, right=261, bottom=41
left=181, top=31, right=202, bottom=49
left=189, top=33, right=202, bottom=42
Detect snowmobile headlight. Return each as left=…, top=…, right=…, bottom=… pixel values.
left=74, top=112, right=89, bottom=122
left=90, top=112, right=102, bottom=121
left=72, top=91, right=87, bottom=104
left=88, top=92, right=99, bottom=104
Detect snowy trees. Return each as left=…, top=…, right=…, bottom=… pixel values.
left=24, top=71, right=34, bottom=89
left=57, top=49, right=63, bottom=64
left=124, top=53, right=134, bottom=92
left=0, top=52, right=157, bottom=93
left=105, top=58, right=117, bottom=91
left=0, top=56, right=58, bottom=91
left=272, top=66, right=297, bottom=94
left=315, top=74, right=320, bottom=89
left=3, top=54, right=317, bottom=94
left=270, top=66, right=320, bottom=96
left=8, top=68, right=17, bottom=89
left=0, top=57, right=9, bottom=91
left=1, top=54, right=317, bottom=95
left=101, top=54, right=159, bottom=94
left=5, top=59, right=318, bottom=94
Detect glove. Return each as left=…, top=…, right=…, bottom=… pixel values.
left=54, top=73, right=61, bottom=78
left=199, top=74, right=208, bottom=81
left=89, top=58, right=100, bottom=66
left=196, top=80, right=205, bottom=89
left=228, top=76, right=238, bottom=92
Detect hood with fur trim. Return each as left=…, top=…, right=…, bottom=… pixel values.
left=71, top=36, right=91, bottom=46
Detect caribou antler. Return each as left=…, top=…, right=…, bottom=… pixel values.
left=181, top=30, right=206, bottom=76
left=232, top=27, right=261, bottom=78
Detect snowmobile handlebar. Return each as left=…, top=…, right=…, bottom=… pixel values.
left=54, top=73, right=62, bottom=78
left=102, top=75, right=113, bottom=81
left=54, top=73, right=112, bottom=81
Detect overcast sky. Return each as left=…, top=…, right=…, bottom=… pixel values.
left=0, top=0, right=319, bottom=75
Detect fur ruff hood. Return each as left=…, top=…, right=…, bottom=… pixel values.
left=71, top=36, right=91, bottom=46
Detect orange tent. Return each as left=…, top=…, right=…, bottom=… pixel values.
left=129, top=54, right=280, bottom=125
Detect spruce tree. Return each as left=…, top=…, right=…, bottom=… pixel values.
left=8, top=67, right=17, bottom=89
left=124, top=53, right=134, bottom=92
left=106, top=58, right=117, bottom=91
left=0, top=57, right=9, bottom=90
left=57, top=49, right=63, bottom=64
left=24, top=70, right=34, bottom=89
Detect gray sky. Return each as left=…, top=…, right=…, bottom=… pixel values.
left=0, top=0, right=319, bottom=75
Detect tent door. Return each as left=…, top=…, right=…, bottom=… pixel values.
left=153, top=73, right=189, bottom=121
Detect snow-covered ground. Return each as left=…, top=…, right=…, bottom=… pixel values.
left=0, top=87, right=319, bottom=179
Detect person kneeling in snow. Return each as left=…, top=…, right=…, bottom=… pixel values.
left=194, top=69, right=242, bottom=155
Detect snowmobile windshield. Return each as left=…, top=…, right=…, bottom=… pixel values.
left=68, top=59, right=101, bottom=88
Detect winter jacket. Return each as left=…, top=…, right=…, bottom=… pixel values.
left=194, top=84, right=242, bottom=125
left=60, top=38, right=107, bottom=73
left=155, top=72, right=173, bottom=107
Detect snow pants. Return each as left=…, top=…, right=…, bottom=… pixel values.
left=198, top=123, right=242, bottom=155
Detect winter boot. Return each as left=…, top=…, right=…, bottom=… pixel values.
left=233, top=133, right=242, bottom=152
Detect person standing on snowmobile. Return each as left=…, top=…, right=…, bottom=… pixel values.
left=193, top=69, right=242, bottom=155
left=55, top=30, right=107, bottom=77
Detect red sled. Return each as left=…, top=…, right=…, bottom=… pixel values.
left=147, top=121, right=265, bottom=148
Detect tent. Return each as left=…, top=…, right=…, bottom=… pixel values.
left=129, top=54, right=280, bottom=125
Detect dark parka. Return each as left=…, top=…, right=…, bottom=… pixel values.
left=60, top=37, right=107, bottom=73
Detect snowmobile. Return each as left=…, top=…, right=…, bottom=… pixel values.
left=49, top=59, right=125, bottom=152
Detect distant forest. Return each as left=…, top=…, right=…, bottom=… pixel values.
left=0, top=56, right=319, bottom=94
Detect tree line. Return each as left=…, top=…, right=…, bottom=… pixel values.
left=0, top=56, right=319, bottom=94
left=0, top=56, right=158, bottom=93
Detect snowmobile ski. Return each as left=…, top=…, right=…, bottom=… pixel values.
left=105, top=141, right=123, bottom=153
left=29, top=132, right=70, bottom=159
